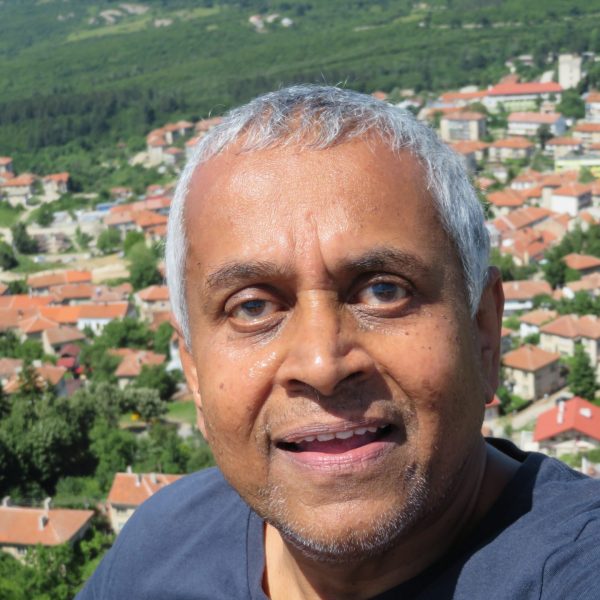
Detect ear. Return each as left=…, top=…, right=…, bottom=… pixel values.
left=178, top=331, right=208, bottom=439
left=475, top=266, right=504, bottom=402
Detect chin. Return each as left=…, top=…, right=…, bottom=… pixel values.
left=261, top=473, right=431, bottom=564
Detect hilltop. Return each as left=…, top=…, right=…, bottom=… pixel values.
left=2, top=0, right=600, bottom=181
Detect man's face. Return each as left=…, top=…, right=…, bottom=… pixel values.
left=181, top=138, right=496, bottom=559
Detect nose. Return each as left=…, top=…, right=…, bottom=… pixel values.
left=274, top=292, right=375, bottom=397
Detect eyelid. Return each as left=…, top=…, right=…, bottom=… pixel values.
left=349, top=274, right=412, bottom=301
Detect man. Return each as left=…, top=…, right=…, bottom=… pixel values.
left=78, top=86, right=600, bottom=599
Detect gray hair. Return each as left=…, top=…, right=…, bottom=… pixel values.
left=166, top=85, right=489, bottom=346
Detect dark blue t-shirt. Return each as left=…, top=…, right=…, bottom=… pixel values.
left=77, top=440, right=600, bottom=599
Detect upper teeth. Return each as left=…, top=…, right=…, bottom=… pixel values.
left=297, top=425, right=384, bottom=444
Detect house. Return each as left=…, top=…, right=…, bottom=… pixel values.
left=492, top=207, right=553, bottom=234
left=17, top=313, right=59, bottom=340
left=507, top=112, right=566, bottom=137
left=545, top=137, right=583, bottom=159
left=562, top=272, right=600, bottom=298
left=486, top=189, right=526, bottom=215
left=42, top=172, right=70, bottom=197
left=488, top=137, right=535, bottom=162
left=42, top=325, right=86, bottom=355
left=555, top=152, right=600, bottom=178
left=106, top=470, right=182, bottom=533
left=562, top=253, right=600, bottom=276
left=438, top=89, right=488, bottom=108
left=111, top=348, right=166, bottom=389
left=3, top=363, right=68, bottom=396
left=518, top=309, right=558, bottom=338
left=0, top=174, right=37, bottom=206
left=484, top=82, right=563, bottom=112
left=28, top=270, right=92, bottom=294
left=540, top=314, right=600, bottom=366
left=550, top=183, right=592, bottom=217
left=104, top=211, right=136, bottom=233
left=502, top=280, right=552, bottom=314
left=510, top=170, right=542, bottom=191
left=135, top=285, right=170, bottom=320
left=534, top=397, right=600, bottom=456
left=439, top=112, right=486, bottom=142
left=0, top=157, right=13, bottom=177
left=76, top=302, right=131, bottom=334
left=502, top=344, right=562, bottom=401
left=572, top=122, right=600, bottom=148
left=0, top=498, right=93, bottom=561
left=585, top=91, right=600, bottom=123
left=499, top=228, right=556, bottom=265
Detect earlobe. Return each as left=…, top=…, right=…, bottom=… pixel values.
left=178, top=332, right=208, bottom=438
left=476, top=266, right=504, bottom=400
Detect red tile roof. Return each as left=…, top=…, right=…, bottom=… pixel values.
left=28, top=270, right=92, bottom=289
left=44, top=325, right=86, bottom=346
left=487, top=189, right=525, bottom=208
left=540, top=314, right=600, bottom=340
left=488, top=82, right=563, bottom=96
left=107, top=472, right=182, bottom=507
left=518, top=309, right=558, bottom=326
left=502, top=344, right=560, bottom=372
left=78, top=302, right=129, bottom=320
left=0, top=157, right=13, bottom=166
left=574, top=122, right=600, bottom=133
left=546, top=136, right=582, bottom=147
left=137, top=285, right=169, bottom=302
left=553, top=183, right=591, bottom=197
left=112, top=349, right=165, bottom=378
left=502, top=280, right=552, bottom=301
left=0, top=174, right=36, bottom=187
left=490, top=137, right=535, bottom=149
left=0, top=295, right=55, bottom=310
left=493, top=207, right=552, bottom=232
left=586, top=92, right=600, bottom=104
left=443, top=111, right=486, bottom=121
left=507, top=112, right=563, bottom=124
left=0, top=505, right=93, bottom=546
left=563, top=253, right=600, bottom=271
left=439, top=90, right=488, bottom=103
left=43, top=172, right=70, bottom=183
left=534, top=397, right=600, bottom=442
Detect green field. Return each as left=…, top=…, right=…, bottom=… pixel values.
left=166, top=400, right=197, bottom=426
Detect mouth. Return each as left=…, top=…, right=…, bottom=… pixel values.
left=273, top=422, right=398, bottom=471
left=277, top=424, right=393, bottom=454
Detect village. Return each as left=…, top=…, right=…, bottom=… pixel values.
left=2, top=51, right=600, bottom=566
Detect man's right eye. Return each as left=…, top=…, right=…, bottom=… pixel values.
left=227, top=297, right=282, bottom=324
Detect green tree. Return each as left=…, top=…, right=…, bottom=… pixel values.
left=101, top=317, right=152, bottom=349
left=542, top=251, right=567, bottom=288
left=10, top=222, right=38, bottom=254
left=123, top=230, right=146, bottom=257
left=96, top=228, right=121, bottom=254
left=132, top=364, right=177, bottom=401
left=567, top=343, right=598, bottom=402
left=89, top=419, right=137, bottom=491
left=128, top=242, right=162, bottom=291
left=153, top=321, right=174, bottom=356
left=579, top=166, right=596, bottom=184
left=556, top=89, right=585, bottom=119
left=74, top=227, right=92, bottom=250
left=33, top=203, right=54, bottom=227
left=536, top=124, right=552, bottom=149
left=0, top=241, right=17, bottom=270
left=6, top=279, right=29, bottom=294
left=124, top=386, right=168, bottom=420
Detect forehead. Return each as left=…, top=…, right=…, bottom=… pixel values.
left=184, top=138, right=455, bottom=278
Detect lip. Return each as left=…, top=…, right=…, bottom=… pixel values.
left=274, top=418, right=393, bottom=444
left=273, top=420, right=400, bottom=473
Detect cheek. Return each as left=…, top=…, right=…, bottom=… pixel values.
left=196, top=345, right=281, bottom=445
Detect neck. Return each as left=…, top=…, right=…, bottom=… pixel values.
left=264, top=439, right=520, bottom=600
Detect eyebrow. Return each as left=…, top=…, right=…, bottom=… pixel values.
left=202, top=247, right=432, bottom=294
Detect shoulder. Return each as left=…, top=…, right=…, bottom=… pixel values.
left=77, top=468, right=261, bottom=600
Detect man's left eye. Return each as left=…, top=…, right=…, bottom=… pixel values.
left=357, top=281, right=408, bottom=305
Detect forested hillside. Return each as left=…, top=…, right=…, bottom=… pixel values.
left=2, top=0, right=600, bottom=182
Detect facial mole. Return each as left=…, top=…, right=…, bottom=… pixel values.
left=219, top=383, right=224, bottom=390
